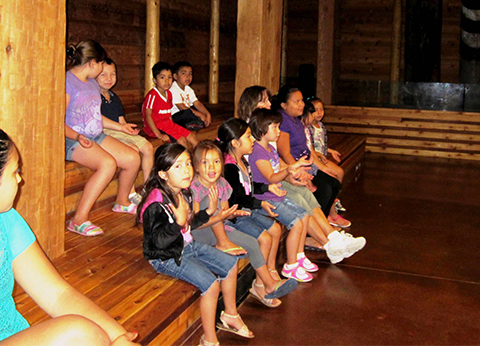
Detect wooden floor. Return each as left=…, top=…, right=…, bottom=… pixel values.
left=217, top=153, right=480, bottom=345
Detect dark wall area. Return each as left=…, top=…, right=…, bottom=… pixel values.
left=67, top=0, right=237, bottom=122
left=285, top=0, right=462, bottom=97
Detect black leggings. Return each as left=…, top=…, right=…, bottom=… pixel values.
left=311, top=170, right=342, bottom=216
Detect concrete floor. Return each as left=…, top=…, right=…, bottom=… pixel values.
left=218, top=153, right=480, bottom=345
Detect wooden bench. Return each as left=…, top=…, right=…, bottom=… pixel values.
left=15, top=106, right=366, bottom=345
left=327, top=132, right=368, bottom=188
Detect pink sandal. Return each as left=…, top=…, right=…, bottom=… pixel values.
left=66, top=219, right=103, bottom=236
left=328, top=214, right=351, bottom=228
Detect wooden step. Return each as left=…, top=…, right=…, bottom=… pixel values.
left=65, top=107, right=233, bottom=219
left=13, top=210, right=252, bottom=346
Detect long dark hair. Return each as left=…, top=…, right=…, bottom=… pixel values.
left=137, top=143, right=192, bottom=222
left=0, top=129, right=14, bottom=178
left=237, top=86, right=271, bottom=123
left=217, top=118, right=249, bottom=156
left=271, top=85, right=301, bottom=112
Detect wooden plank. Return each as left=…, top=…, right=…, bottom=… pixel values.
left=367, top=137, right=480, bottom=152
left=325, top=117, right=480, bottom=133
left=326, top=125, right=480, bottom=142
left=325, top=106, right=480, bottom=122
left=367, top=146, right=480, bottom=161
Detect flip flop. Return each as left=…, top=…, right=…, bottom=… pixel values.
left=221, top=247, right=248, bottom=256
left=264, top=278, right=298, bottom=299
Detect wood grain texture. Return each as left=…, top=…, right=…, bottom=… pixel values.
left=324, top=105, right=480, bottom=161
left=0, top=0, right=66, bottom=258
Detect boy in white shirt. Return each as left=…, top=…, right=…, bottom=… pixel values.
left=170, top=61, right=212, bottom=130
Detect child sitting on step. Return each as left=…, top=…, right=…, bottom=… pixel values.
left=96, top=58, right=154, bottom=205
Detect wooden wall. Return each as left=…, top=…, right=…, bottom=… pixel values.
left=285, top=0, right=463, bottom=94
left=1, top=0, right=66, bottom=258
left=324, top=106, right=480, bottom=161
left=67, top=0, right=237, bottom=126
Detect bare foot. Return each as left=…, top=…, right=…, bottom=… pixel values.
left=215, top=241, right=248, bottom=256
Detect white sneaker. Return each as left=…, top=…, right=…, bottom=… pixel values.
left=324, top=231, right=348, bottom=264
left=339, top=231, right=366, bottom=258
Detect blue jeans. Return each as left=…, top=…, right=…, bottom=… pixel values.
left=149, top=241, right=237, bottom=294
left=225, top=210, right=275, bottom=239
left=258, top=197, right=307, bottom=230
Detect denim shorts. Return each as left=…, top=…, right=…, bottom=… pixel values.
left=65, top=132, right=107, bottom=160
left=258, top=197, right=307, bottom=230
left=225, top=210, right=275, bottom=239
left=149, top=241, right=237, bottom=294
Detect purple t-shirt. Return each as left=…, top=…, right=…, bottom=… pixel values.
left=65, top=71, right=103, bottom=138
left=249, top=142, right=285, bottom=202
left=279, top=109, right=310, bottom=161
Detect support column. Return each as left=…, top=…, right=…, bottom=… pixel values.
left=209, top=0, right=220, bottom=104
left=145, top=0, right=160, bottom=95
left=316, top=0, right=335, bottom=104
left=390, top=0, right=402, bottom=103
left=0, top=0, right=66, bottom=258
left=235, top=0, right=283, bottom=114
left=280, top=0, right=288, bottom=86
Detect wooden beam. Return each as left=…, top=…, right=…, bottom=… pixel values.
left=317, top=0, right=335, bottom=104
left=0, top=0, right=66, bottom=258
left=235, top=0, right=283, bottom=114
left=280, top=0, right=288, bottom=86
left=145, top=0, right=160, bottom=95
left=390, top=0, right=402, bottom=104
left=209, top=0, right=220, bottom=104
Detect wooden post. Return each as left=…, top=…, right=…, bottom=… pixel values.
left=390, top=0, right=402, bottom=104
left=235, top=0, right=283, bottom=114
left=317, top=0, right=335, bottom=104
left=209, top=0, right=220, bottom=104
left=0, top=0, right=66, bottom=258
left=280, top=0, right=288, bottom=86
left=145, top=0, right=160, bottom=95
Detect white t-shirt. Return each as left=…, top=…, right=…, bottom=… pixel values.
left=170, top=81, right=198, bottom=115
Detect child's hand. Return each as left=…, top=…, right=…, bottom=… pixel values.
left=291, top=170, right=313, bottom=183
left=232, top=209, right=251, bottom=218
left=121, top=123, right=139, bottom=135
left=285, top=174, right=307, bottom=187
left=206, top=187, right=218, bottom=216
left=288, top=155, right=312, bottom=174
left=77, top=134, right=93, bottom=148
left=268, top=183, right=287, bottom=197
left=170, top=195, right=189, bottom=227
left=216, top=204, right=239, bottom=221
left=261, top=201, right=278, bottom=217
left=306, top=180, right=317, bottom=192
left=318, top=153, right=328, bottom=164
left=111, top=331, right=141, bottom=346
left=205, top=114, right=212, bottom=127
left=157, top=133, right=170, bottom=142
left=330, top=149, right=341, bottom=163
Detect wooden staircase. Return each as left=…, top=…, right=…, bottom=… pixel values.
left=14, top=102, right=367, bottom=345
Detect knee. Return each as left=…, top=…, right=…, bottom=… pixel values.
left=269, top=223, right=282, bottom=239
left=55, top=315, right=110, bottom=346
left=258, top=232, right=272, bottom=248
left=97, top=155, right=117, bottom=178
left=123, top=148, right=141, bottom=169
left=141, top=141, right=154, bottom=157
left=207, top=280, right=221, bottom=296
left=291, top=219, right=304, bottom=234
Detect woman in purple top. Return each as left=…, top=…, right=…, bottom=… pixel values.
left=274, top=85, right=351, bottom=228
